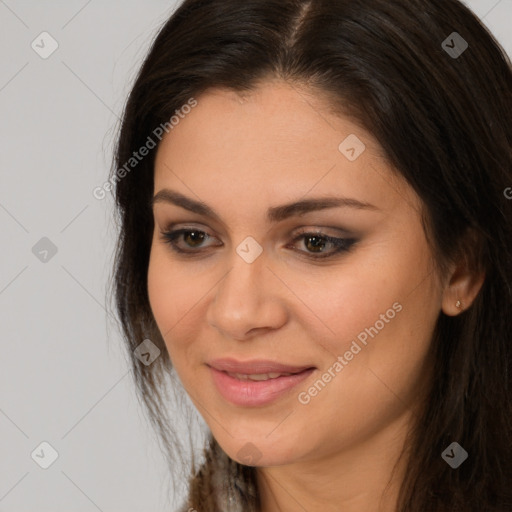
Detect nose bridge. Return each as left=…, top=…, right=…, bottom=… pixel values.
left=207, top=246, right=286, bottom=338
left=216, top=250, right=267, bottom=312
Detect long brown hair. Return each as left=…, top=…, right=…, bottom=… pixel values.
left=108, top=0, right=512, bottom=510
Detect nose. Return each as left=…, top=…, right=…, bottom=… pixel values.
left=206, top=250, right=288, bottom=341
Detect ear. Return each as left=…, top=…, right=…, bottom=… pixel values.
left=441, top=231, right=486, bottom=316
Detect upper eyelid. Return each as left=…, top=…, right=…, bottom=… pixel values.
left=160, top=229, right=356, bottom=262
left=159, top=221, right=355, bottom=237
left=161, top=227, right=354, bottom=248
left=163, top=227, right=348, bottom=237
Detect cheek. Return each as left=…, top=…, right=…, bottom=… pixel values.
left=147, top=250, right=171, bottom=329
left=308, top=266, right=438, bottom=413
left=293, top=237, right=439, bottom=377
left=285, top=253, right=402, bottom=349
left=147, top=244, right=214, bottom=369
left=147, top=247, right=188, bottom=352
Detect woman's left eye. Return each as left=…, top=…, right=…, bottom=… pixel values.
left=288, top=231, right=357, bottom=258
left=159, top=228, right=357, bottom=259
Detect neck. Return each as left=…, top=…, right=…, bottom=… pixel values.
left=255, top=411, right=413, bottom=512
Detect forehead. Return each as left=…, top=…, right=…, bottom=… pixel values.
left=153, top=80, right=420, bottom=217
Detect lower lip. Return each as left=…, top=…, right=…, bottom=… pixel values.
left=209, top=366, right=315, bottom=407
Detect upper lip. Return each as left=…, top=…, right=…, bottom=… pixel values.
left=207, top=358, right=314, bottom=374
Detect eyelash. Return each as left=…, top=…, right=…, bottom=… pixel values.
left=158, top=227, right=357, bottom=260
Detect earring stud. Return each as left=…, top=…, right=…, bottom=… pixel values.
left=455, top=300, right=463, bottom=309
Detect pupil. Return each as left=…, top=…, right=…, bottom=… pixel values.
left=186, top=231, right=205, bottom=247
left=306, top=235, right=325, bottom=252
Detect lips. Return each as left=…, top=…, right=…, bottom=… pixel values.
left=224, top=371, right=295, bottom=381
left=208, top=358, right=313, bottom=375
left=207, top=358, right=316, bottom=407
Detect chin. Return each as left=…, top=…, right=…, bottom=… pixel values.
left=213, top=428, right=304, bottom=468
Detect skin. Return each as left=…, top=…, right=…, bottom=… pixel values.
left=147, top=79, right=484, bottom=512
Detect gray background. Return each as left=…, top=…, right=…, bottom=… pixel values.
left=1, top=1, right=511, bottom=511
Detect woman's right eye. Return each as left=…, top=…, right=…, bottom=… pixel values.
left=159, top=228, right=220, bottom=254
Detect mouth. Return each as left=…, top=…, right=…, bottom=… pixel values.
left=223, top=370, right=304, bottom=381
left=207, top=358, right=316, bottom=407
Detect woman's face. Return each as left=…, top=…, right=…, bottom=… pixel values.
left=148, top=80, right=445, bottom=467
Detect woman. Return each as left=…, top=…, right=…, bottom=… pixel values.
left=109, top=0, right=512, bottom=510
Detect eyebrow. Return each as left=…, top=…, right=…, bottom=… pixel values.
left=150, top=188, right=379, bottom=223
